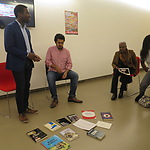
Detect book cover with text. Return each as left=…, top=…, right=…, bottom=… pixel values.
left=56, top=118, right=71, bottom=127
left=67, top=114, right=79, bottom=122
left=26, top=128, right=48, bottom=143
left=60, top=128, right=79, bottom=141
left=101, top=112, right=113, bottom=121
left=82, top=110, right=96, bottom=119
left=44, top=121, right=61, bottom=132
left=41, top=135, right=70, bottom=150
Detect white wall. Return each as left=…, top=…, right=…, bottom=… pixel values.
left=0, top=0, right=150, bottom=94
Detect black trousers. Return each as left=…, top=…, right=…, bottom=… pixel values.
left=12, top=59, right=33, bottom=114
left=111, top=68, right=132, bottom=94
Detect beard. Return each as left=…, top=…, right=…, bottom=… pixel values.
left=58, top=46, right=63, bottom=50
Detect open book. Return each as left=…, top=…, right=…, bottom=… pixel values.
left=118, top=68, right=130, bottom=76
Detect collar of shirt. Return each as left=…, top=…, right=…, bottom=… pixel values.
left=16, top=20, right=26, bottom=29
left=16, top=20, right=31, bottom=53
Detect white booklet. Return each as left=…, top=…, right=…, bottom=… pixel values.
left=96, top=121, right=112, bottom=129
left=73, top=119, right=96, bottom=130
left=118, top=68, right=130, bottom=76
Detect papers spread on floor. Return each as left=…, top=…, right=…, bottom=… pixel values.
left=96, top=121, right=112, bottom=129
left=73, top=119, right=96, bottom=130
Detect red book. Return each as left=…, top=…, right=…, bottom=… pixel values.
left=82, top=110, right=96, bottom=119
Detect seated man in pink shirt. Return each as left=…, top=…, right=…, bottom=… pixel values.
left=45, top=33, right=83, bottom=108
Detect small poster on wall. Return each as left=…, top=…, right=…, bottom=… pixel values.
left=65, top=10, right=78, bottom=35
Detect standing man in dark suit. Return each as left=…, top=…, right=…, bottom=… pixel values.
left=4, top=4, right=41, bottom=123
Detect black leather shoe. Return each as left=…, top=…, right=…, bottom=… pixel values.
left=111, top=94, right=117, bottom=100
left=118, top=90, right=123, bottom=98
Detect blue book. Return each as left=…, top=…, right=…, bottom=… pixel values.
left=101, top=112, right=113, bottom=121
left=41, top=135, right=70, bottom=150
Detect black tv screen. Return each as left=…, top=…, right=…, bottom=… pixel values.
left=0, top=0, right=35, bottom=28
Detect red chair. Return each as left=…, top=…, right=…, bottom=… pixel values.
left=112, top=56, right=140, bottom=96
left=0, top=62, right=16, bottom=118
left=128, top=56, right=140, bottom=96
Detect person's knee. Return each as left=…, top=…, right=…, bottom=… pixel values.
left=73, top=72, right=79, bottom=80
left=140, top=83, right=147, bottom=91
left=68, top=71, right=79, bottom=79
left=47, top=72, right=56, bottom=82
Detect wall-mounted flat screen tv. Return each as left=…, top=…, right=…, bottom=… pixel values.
left=0, top=0, right=35, bottom=28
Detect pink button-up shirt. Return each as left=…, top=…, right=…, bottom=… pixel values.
left=45, top=46, right=72, bottom=72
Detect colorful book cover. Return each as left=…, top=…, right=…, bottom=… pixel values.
left=60, top=128, right=79, bottom=141
left=44, top=121, right=61, bottom=132
left=82, top=110, right=96, bottom=119
left=26, top=128, right=48, bottom=143
left=56, top=118, right=71, bottom=127
left=67, top=114, right=79, bottom=122
left=101, top=112, right=113, bottom=121
left=41, top=135, right=71, bottom=150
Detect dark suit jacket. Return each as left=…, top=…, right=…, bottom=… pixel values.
left=4, top=21, right=34, bottom=71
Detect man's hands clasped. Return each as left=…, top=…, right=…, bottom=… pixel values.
left=28, top=53, right=41, bottom=62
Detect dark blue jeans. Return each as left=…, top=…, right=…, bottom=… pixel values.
left=47, top=70, right=79, bottom=99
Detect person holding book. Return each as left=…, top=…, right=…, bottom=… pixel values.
left=111, top=42, right=137, bottom=100
left=45, top=33, right=83, bottom=108
left=135, top=35, right=150, bottom=102
left=4, top=5, right=41, bottom=123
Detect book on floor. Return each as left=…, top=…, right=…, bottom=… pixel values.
left=96, top=121, right=112, bottom=129
left=73, top=119, right=96, bottom=130
left=41, top=135, right=71, bottom=150
left=82, top=110, right=96, bottom=119
left=101, top=112, right=113, bottom=121
left=60, top=128, right=79, bottom=141
left=87, top=128, right=105, bottom=140
left=44, top=121, right=61, bottom=132
left=26, top=128, right=48, bottom=143
left=67, top=114, right=79, bottom=122
left=56, top=118, right=71, bottom=127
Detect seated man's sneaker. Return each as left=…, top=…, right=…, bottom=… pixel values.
left=68, top=97, right=83, bottom=103
left=50, top=98, right=58, bottom=108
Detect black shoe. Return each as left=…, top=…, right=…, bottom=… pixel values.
left=111, top=94, right=117, bottom=100
left=118, top=90, right=123, bottom=98
left=135, top=94, right=143, bottom=102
